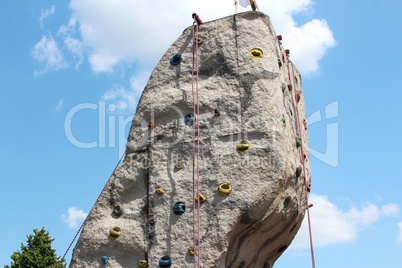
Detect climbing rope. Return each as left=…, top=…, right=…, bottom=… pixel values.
left=191, top=14, right=202, bottom=268
left=56, top=151, right=126, bottom=267
left=287, top=60, right=316, bottom=268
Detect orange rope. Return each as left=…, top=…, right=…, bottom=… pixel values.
left=287, top=60, right=316, bottom=268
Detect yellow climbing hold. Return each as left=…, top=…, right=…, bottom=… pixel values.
left=250, top=48, right=263, bottom=60
left=156, top=187, right=165, bottom=195
left=194, top=37, right=203, bottom=44
left=236, top=140, right=250, bottom=154
left=219, top=182, right=232, bottom=197
left=195, top=193, right=206, bottom=203
left=138, top=260, right=148, bottom=267
left=108, top=227, right=122, bottom=240
left=188, top=247, right=195, bottom=256
left=176, top=161, right=184, bottom=169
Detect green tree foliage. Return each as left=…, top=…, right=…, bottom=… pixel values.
left=4, top=228, right=66, bottom=268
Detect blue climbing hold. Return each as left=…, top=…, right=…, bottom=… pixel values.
left=184, top=113, right=196, bottom=127
left=101, top=256, right=108, bottom=264
left=173, top=202, right=186, bottom=215
left=159, top=255, right=172, bottom=268
left=170, top=54, right=182, bottom=65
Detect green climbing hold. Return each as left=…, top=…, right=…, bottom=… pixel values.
left=295, top=136, right=301, bottom=148
left=289, top=108, right=293, bottom=116
left=296, top=166, right=302, bottom=178
left=282, top=83, right=286, bottom=92
left=283, top=197, right=290, bottom=209
left=278, top=58, right=282, bottom=68
left=282, top=115, right=286, bottom=126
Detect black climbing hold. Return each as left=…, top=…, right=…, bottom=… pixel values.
left=184, top=113, right=196, bottom=126
left=113, top=204, right=123, bottom=217
left=170, top=54, right=182, bottom=65
left=173, top=202, right=186, bottom=215
left=159, top=255, right=172, bottom=268
left=239, top=261, right=246, bottom=268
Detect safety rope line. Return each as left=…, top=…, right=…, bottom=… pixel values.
left=287, top=60, right=316, bottom=268
left=191, top=16, right=201, bottom=268
left=57, top=151, right=126, bottom=267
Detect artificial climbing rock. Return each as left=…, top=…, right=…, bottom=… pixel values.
left=70, top=11, right=310, bottom=268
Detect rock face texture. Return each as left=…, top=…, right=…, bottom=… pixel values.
left=70, top=11, right=311, bottom=268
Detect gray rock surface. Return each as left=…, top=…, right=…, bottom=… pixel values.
left=70, top=11, right=311, bottom=268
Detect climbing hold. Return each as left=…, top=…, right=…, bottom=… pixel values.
left=285, top=49, right=290, bottom=56
left=250, top=48, right=263, bottom=60
left=184, top=113, right=196, bottom=127
left=307, top=204, right=314, bottom=209
left=295, top=136, right=301, bottom=148
left=214, top=108, right=220, bottom=116
left=188, top=247, right=195, bottom=256
left=175, top=161, right=184, bottom=169
left=282, top=53, right=285, bottom=63
left=283, top=197, right=290, bottom=209
left=277, top=35, right=282, bottom=41
left=195, top=193, right=206, bottom=203
left=278, top=58, right=282, bottom=68
left=295, top=93, right=301, bottom=103
left=108, top=227, right=122, bottom=240
left=236, top=140, right=250, bottom=154
left=287, top=84, right=292, bottom=91
left=282, top=115, right=286, bottom=126
left=173, top=202, right=186, bottom=215
left=239, top=261, right=246, bottom=268
left=281, top=83, right=286, bottom=92
left=170, top=54, right=182, bottom=65
left=194, top=37, right=204, bottom=44
left=218, top=182, right=232, bottom=197
left=148, top=121, right=156, bottom=129
left=289, top=108, right=293, bottom=116
left=303, top=119, right=308, bottom=130
left=113, top=204, right=123, bottom=217
left=156, top=187, right=165, bottom=195
left=277, top=245, right=288, bottom=253
left=101, top=256, right=108, bottom=264
left=296, top=166, right=302, bottom=178
left=307, top=183, right=311, bottom=192
left=295, top=76, right=298, bottom=85
left=159, top=255, right=172, bottom=268
left=138, top=260, right=148, bottom=267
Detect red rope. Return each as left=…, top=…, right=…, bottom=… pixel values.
left=287, top=60, right=316, bottom=268
left=57, top=151, right=126, bottom=267
left=191, top=17, right=201, bottom=268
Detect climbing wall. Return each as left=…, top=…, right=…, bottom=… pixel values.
left=69, top=11, right=311, bottom=268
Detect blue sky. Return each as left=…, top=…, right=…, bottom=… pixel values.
left=1, top=0, right=402, bottom=267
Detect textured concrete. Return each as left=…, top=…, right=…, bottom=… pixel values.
left=70, top=11, right=311, bottom=268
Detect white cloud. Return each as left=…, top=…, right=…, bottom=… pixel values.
left=398, top=222, right=402, bottom=243
left=55, top=99, right=64, bottom=111
left=39, top=5, right=55, bottom=28
left=291, top=194, right=398, bottom=249
left=32, top=35, right=67, bottom=75
left=61, top=0, right=334, bottom=75
left=61, top=207, right=87, bottom=229
left=380, top=204, right=400, bottom=217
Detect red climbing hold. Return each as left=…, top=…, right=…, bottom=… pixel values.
left=277, top=35, right=283, bottom=41
left=307, top=204, right=314, bottom=209
left=303, top=119, right=308, bottom=130
left=295, top=93, right=301, bottom=103
left=285, top=49, right=290, bottom=56
left=148, top=121, right=156, bottom=129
